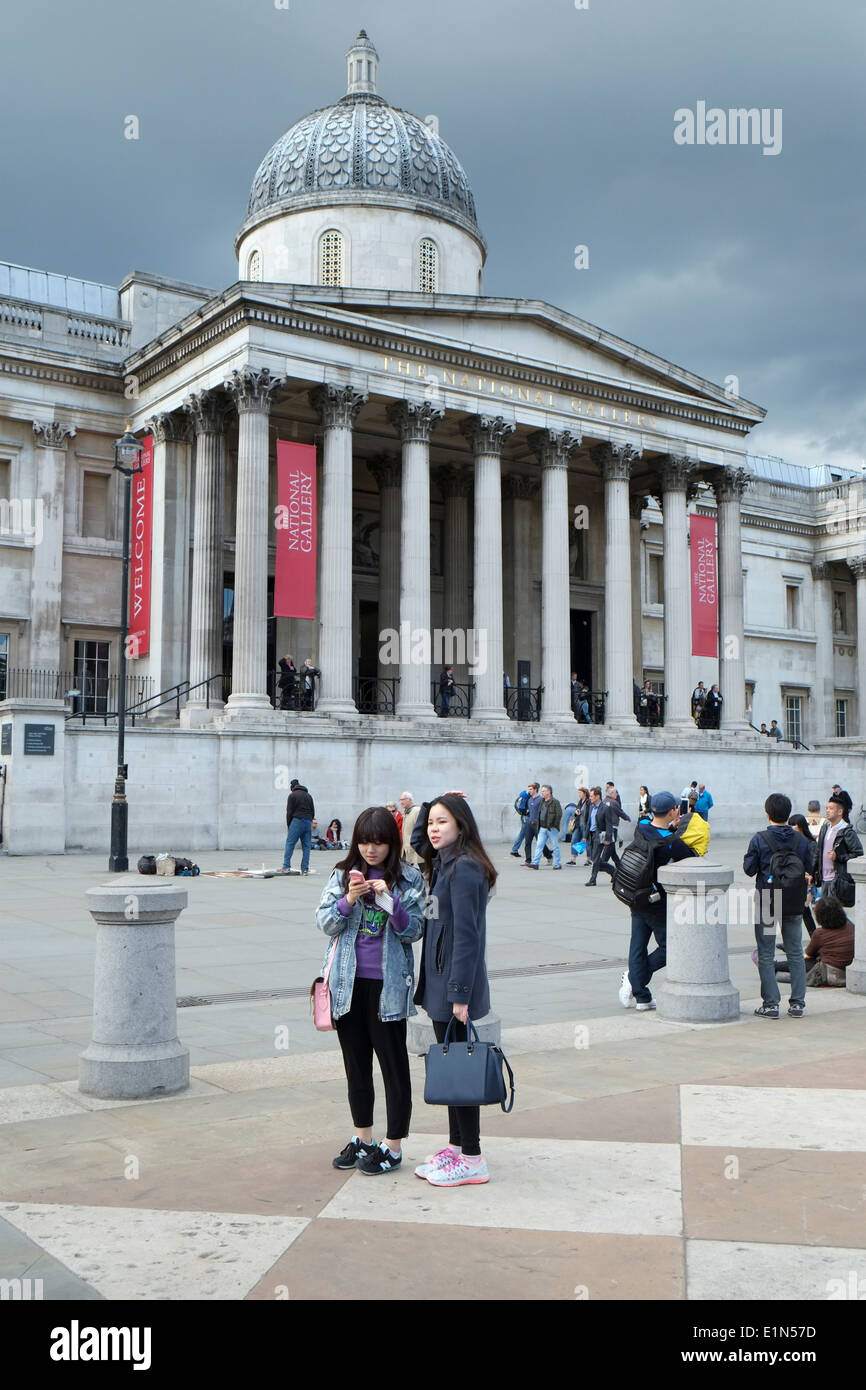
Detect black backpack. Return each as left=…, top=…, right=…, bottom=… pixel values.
left=611, top=829, right=658, bottom=909
left=761, top=831, right=807, bottom=918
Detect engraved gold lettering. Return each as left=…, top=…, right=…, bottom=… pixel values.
left=443, top=369, right=456, bottom=385
left=518, top=387, right=530, bottom=402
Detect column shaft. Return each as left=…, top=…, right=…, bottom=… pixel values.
left=630, top=497, right=644, bottom=685
left=464, top=418, right=513, bottom=720
left=531, top=430, right=579, bottom=724
left=183, top=393, right=228, bottom=716
left=594, top=443, right=638, bottom=726
left=811, top=564, right=835, bottom=739
left=660, top=459, right=695, bottom=729
left=852, top=561, right=866, bottom=735
left=148, top=413, right=192, bottom=697
left=715, top=468, right=749, bottom=730
left=388, top=401, right=443, bottom=720
left=30, top=423, right=75, bottom=668
left=368, top=457, right=401, bottom=684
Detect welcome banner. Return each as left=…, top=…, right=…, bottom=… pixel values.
left=128, top=433, right=154, bottom=656
left=275, top=441, right=317, bottom=620
left=690, top=513, right=718, bottom=658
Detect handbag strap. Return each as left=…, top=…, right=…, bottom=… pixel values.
left=323, top=936, right=338, bottom=985
left=442, top=1014, right=480, bottom=1048
left=496, top=1050, right=515, bottom=1113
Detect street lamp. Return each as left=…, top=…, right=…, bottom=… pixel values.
left=109, top=423, right=144, bottom=872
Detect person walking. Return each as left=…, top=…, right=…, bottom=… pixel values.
left=603, top=784, right=631, bottom=864
left=694, top=783, right=714, bottom=820
left=415, top=793, right=497, bottom=1186
left=618, top=791, right=698, bottom=1010
left=317, top=806, right=426, bottom=1174
left=743, top=792, right=811, bottom=1018
left=438, top=665, right=455, bottom=717
left=568, top=787, right=591, bottom=865
left=399, top=792, right=422, bottom=868
left=277, top=654, right=298, bottom=711
left=282, top=778, right=316, bottom=874
left=586, top=787, right=618, bottom=885
left=530, top=784, right=563, bottom=869
left=386, top=800, right=403, bottom=835
left=637, top=785, right=652, bottom=822
left=522, top=781, right=542, bottom=865
left=814, top=793, right=863, bottom=907
left=510, top=784, right=532, bottom=858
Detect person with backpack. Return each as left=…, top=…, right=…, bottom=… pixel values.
left=743, top=792, right=812, bottom=1018
left=510, top=784, right=532, bottom=858
left=615, top=791, right=698, bottom=1010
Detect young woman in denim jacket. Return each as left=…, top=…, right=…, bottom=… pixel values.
left=414, top=793, right=498, bottom=1187
left=316, top=806, right=425, bottom=1176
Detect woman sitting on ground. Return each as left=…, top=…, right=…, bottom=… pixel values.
left=805, top=894, right=855, bottom=987
left=326, top=819, right=345, bottom=848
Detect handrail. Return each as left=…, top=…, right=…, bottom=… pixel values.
left=66, top=673, right=223, bottom=724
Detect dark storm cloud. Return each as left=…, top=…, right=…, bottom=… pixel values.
left=1, top=0, right=861, bottom=468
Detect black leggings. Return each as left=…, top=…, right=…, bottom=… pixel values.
left=334, top=977, right=412, bottom=1139
left=431, top=1018, right=481, bottom=1156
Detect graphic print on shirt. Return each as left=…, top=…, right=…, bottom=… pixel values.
left=359, top=905, right=388, bottom=938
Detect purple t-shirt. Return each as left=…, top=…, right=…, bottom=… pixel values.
left=336, top=872, right=410, bottom=979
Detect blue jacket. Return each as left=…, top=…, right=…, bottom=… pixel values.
left=695, top=791, right=714, bottom=818
left=415, top=847, right=491, bottom=1022
left=316, top=864, right=426, bottom=1022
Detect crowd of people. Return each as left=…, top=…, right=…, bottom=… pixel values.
left=276, top=654, right=321, bottom=711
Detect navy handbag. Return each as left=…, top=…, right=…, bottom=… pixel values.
left=424, top=1017, right=515, bottom=1113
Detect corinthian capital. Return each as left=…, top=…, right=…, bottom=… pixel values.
left=629, top=493, right=648, bottom=521
left=847, top=555, right=866, bottom=579
left=367, top=453, right=402, bottom=492
left=32, top=421, right=76, bottom=449
left=433, top=464, right=473, bottom=499
left=224, top=366, right=284, bottom=414
left=592, top=440, right=640, bottom=482
left=310, top=382, right=368, bottom=429
left=810, top=561, right=830, bottom=582
left=387, top=398, right=444, bottom=443
left=656, top=453, right=696, bottom=494
left=528, top=428, right=581, bottom=470
left=148, top=410, right=193, bottom=445
left=503, top=472, right=540, bottom=502
left=461, top=414, right=516, bottom=456
left=712, top=466, right=751, bottom=503
left=183, top=389, right=231, bottom=437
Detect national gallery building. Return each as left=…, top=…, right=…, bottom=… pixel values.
left=1, top=32, right=864, bottom=852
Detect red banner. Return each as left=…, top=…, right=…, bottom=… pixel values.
left=690, top=513, right=718, bottom=658
left=128, top=433, right=153, bottom=657
left=275, top=441, right=317, bottom=620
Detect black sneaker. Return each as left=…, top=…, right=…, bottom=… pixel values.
left=332, top=1136, right=376, bottom=1170
left=358, top=1141, right=402, bottom=1176
left=788, top=1002, right=805, bottom=1018
left=754, top=1002, right=779, bottom=1018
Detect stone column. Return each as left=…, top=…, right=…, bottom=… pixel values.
left=529, top=429, right=580, bottom=724
left=593, top=442, right=639, bottom=727
left=387, top=399, right=443, bottom=719
left=811, top=562, right=835, bottom=740
left=847, top=858, right=866, bottom=993
left=848, top=556, right=866, bottom=736
left=713, top=467, right=750, bottom=731
left=181, top=390, right=230, bottom=723
left=656, top=861, right=740, bottom=1021
left=30, top=422, right=76, bottom=669
left=659, top=455, right=695, bottom=731
left=462, top=416, right=514, bottom=720
left=630, top=493, right=646, bottom=686
left=503, top=474, right=539, bottom=689
left=147, top=412, right=192, bottom=697
left=310, top=383, right=367, bottom=716
left=367, top=455, right=401, bottom=683
left=223, top=367, right=283, bottom=711
left=434, top=464, right=473, bottom=688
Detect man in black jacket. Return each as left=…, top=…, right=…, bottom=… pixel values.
left=282, top=778, right=316, bottom=874
left=815, top=793, right=862, bottom=905
left=587, top=787, right=617, bottom=885
left=743, top=792, right=813, bottom=1018
left=277, top=655, right=297, bottom=711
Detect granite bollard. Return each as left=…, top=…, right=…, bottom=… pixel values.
left=656, top=861, right=740, bottom=1022
left=79, top=880, right=190, bottom=1098
left=846, top=860, right=866, bottom=994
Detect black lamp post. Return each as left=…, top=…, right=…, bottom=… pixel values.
left=109, top=424, right=144, bottom=872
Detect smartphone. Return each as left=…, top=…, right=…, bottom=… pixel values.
left=349, top=869, right=366, bottom=883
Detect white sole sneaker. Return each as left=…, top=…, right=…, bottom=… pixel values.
left=635, top=1000, right=656, bottom=1011
left=618, top=969, right=635, bottom=1008
left=426, top=1157, right=490, bottom=1186
left=414, top=1147, right=458, bottom=1179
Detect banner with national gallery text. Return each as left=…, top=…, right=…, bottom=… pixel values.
left=275, top=441, right=317, bottom=620
left=128, top=433, right=154, bottom=657
left=690, top=513, right=718, bottom=658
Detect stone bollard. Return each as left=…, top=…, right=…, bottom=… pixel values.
left=407, top=1011, right=501, bottom=1056
left=656, top=861, right=740, bottom=1022
left=846, top=861, right=866, bottom=994
left=79, top=880, right=190, bottom=1099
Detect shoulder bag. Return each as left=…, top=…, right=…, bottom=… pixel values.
left=424, top=1016, right=515, bottom=1113
left=310, top=937, right=338, bottom=1031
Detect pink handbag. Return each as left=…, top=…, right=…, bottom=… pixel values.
left=310, top=938, right=337, bottom=1031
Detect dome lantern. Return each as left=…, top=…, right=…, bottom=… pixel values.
left=345, top=29, right=379, bottom=97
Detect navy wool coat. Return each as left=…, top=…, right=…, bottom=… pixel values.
left=415, top=847, right=491, bottom=1022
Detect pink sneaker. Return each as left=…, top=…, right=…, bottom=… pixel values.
left=425, top=1155, right=490, bottom=1186
left=414, top=1146, right=458, bottom=1179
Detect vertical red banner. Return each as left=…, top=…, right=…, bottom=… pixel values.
left=275, top=441, right=317, bottom=620
left=690, top=513, right=718, bottom=658
left=128, top=433, right=153, bottom=657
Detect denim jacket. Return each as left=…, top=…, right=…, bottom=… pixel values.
left=316, top=864, right=426, bottom=1022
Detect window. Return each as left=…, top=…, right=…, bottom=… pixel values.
left=419, top=238, right=439, bottom=293
left=785, top=694, right=803, bottom=744
left=833, top=590, right=848, bottom=633
left=82, top=472, right=110, bottom=538
left=246, top=249, right=262, bottom=281
left=648, top=553, right=663, bottom=605
left=745, top=681, right=755, bottom=721
left=785, top=584, right=800, bottom=629
left=74, top=640, right=111, bottom=713
left=0, top=458, right=9, bottom=501
left=0, top=634, right=7, bottom=700
left=319, top=230, right=344, bottom=287
left=836, top=699, right=848, bottom=737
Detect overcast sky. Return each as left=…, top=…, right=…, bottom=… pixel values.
left=2, top=0, right=862, bottom=470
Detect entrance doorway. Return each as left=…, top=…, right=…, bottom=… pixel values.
left=570, top=609, right=593, bottom=687
left=358, top=600, right=379, bottom=680
left=222, top=572, right=277, bottom=703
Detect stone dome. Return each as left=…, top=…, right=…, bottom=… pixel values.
left=240, top=32, right=482, bottom=246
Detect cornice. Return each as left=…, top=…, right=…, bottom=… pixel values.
left=0, top=348, right=123, bottom=395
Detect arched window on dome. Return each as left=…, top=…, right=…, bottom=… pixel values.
left=246, top=249, right=263, bottom=282
left=319, top=230, right=344, bottom=286
left=418, top=238, right=439, bottom=293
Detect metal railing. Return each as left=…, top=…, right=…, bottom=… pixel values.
left=1, top=667, right=154, bottom=713
left=572, top=689, right=608, bottom=725
left=636, top=690, right=666, bottom=728
left=354, top=676, right=400, bottom=714
left=431, top=681, right=475, bottom=718
left=504, top=685, right=544, bottom=722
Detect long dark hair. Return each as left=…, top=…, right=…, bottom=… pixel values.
left=421, top=794, right=497, bottom=890
left=335, top=807, right=403, bottom=892
left=788, top=812, right=815, bottom=842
